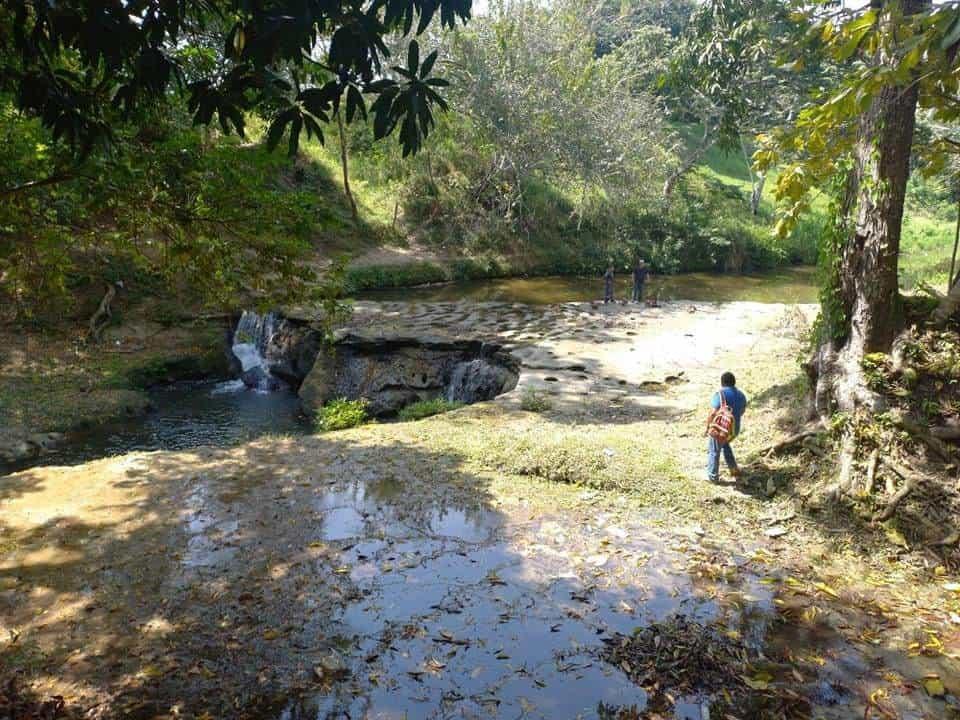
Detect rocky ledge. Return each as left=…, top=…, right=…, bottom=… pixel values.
left=298, top=333, right=519, bottom=416
left=234, top=313, right=520, bottom=416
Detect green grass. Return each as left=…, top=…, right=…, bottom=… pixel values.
left=397, top=398, right=464, bottom=421
left=315, top=398, right=370, bottom=432
left=900, top=211, right=957, bottom=290
left=691, top=128, right=956, bottom=291
left=520, top=388, right=553, bottom=412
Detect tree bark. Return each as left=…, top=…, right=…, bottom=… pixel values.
left=337, top=113, right=358, bottom=223
left=811, top=0, right=926, bottom=420
left=739, top=135, right=765, bottom=215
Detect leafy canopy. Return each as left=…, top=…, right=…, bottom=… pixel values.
left=1, top=0, right=472, bottom=158
left=757, top=0, right=960, bottom=236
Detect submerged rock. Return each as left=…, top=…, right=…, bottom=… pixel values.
left=0, top=431, right=65, bottom=465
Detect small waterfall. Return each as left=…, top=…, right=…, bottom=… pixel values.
left=232, top=311, right=280, bottom=390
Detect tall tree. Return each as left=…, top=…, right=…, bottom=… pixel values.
left=0, top=0, right=470, bottom=162
left=758, top=0, right=960, bottom=424
left=662, top=0, right=828, bottom=204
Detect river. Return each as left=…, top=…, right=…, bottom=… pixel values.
left=358, top=266, right=817, bottom=304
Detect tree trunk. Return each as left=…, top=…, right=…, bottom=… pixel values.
left=337, top=113, right=358, bottom=223
left=750, top=173, right=766, bottom=216
left=811, top=0, right=925, bottom=421
left=663, top=122, right=716, bottom=198
left=739, top=135, right=765, bottom=215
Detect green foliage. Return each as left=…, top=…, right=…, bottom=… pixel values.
left=0, top=102, right=359, bottom=321
left=345, top=262, right=449, bottom=292
left=2, top=0, right=470, bottom=158
left=862, top=352, right=892, bottom=392
left=759, top=1, right=960, bottom=237
left=520, top=388, right=553, bottom=413
left=815, top=170, right=854, bottom=345
left=397, top=398, right=464, bottom=420
left=315, top=398, right=370, bottom=432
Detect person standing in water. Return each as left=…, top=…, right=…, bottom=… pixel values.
left=603, top=265, right=615, bottom=303
left=632, top=259, right=650, bottom=303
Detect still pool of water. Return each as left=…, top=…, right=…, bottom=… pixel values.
left=358, top=266, right=818, bottom=305
left=12, top=379, right=309, bottom=471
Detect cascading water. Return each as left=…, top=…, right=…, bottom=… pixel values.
left=232, top=311, right=282, bottom=390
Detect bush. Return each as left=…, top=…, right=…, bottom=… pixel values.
left=520, top=388, right=553, bottom=412
left=344, top=262, right=448, bottom=292
left=315, top=398, right=369, bottom=432
left=397, top=398, right=464, bottom=421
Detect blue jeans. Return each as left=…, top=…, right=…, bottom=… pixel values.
left=707, top=436, right=737, bottom=480
left=632, top=282, right=644, bottom=302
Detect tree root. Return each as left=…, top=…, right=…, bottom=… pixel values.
left=873, top=458, right=923, bottom=522
left=865, top=448, right=879, bottom=494
left=757, top=427, right=822, bottom=456
left=88, top=282, right=118, bottom=342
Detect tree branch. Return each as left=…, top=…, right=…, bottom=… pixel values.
left=0, top=172, right=87, bottom=197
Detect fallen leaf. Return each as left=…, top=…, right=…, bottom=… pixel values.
left=922, top=675, right=945, bottom=697
left=813, top=581, right=840, bottom=599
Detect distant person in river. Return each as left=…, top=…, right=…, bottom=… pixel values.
left=632, top=259, right=650, bottom=303
left=603, top=265, right=615, bottom=303
left=705, top=371, right=747, bottom=483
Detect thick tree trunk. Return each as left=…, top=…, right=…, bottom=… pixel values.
left=812, top=0, right=925, bottom=422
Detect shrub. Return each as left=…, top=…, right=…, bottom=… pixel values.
left=397, top=398, right=464, bottom=421
left=316, top=398, right=369, bottom=432
left=520, top=388, right=553, bottom=412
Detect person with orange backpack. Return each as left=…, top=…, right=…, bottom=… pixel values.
left=705, top=371, right=747, bottom=483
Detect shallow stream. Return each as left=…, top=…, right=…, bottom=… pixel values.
left=14, top=379, right=309, bottom=470
left=359, top=266, right=817, bottom=305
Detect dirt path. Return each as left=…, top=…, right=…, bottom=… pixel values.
left=2, top=301, right=957, bottom=719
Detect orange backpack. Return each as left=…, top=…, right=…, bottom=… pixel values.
left=708, top=391, right=736, bottom=445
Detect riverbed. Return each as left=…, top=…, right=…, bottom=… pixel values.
left=2, top=281, right=957, bottom=720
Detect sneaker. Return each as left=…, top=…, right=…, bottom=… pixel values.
left=729, top=467, right=742, bottom=479
left=706, top=474, right=720, bottom=484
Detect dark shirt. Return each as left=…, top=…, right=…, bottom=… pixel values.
left=711, top=386, right=748, bottom=436
left=604, top=269, right=614, bottom=282
left=633, top=266, right=649, bottom=283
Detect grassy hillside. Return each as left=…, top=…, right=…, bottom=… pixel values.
left=693, top=134, right=957, bottom=292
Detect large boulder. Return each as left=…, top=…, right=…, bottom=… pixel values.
left=298, top=333, right=519, bottom=416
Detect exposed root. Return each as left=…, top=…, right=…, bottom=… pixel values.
left=758, top=427, right=822, bottom=457
left=87, top=282, right=118, bottom=342
left=865, top=447, right=879, bottom=494
left=873, top=458, right=922, bottom=522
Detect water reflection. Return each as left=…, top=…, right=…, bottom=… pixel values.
left=13, top=379, right=308, bottom=470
